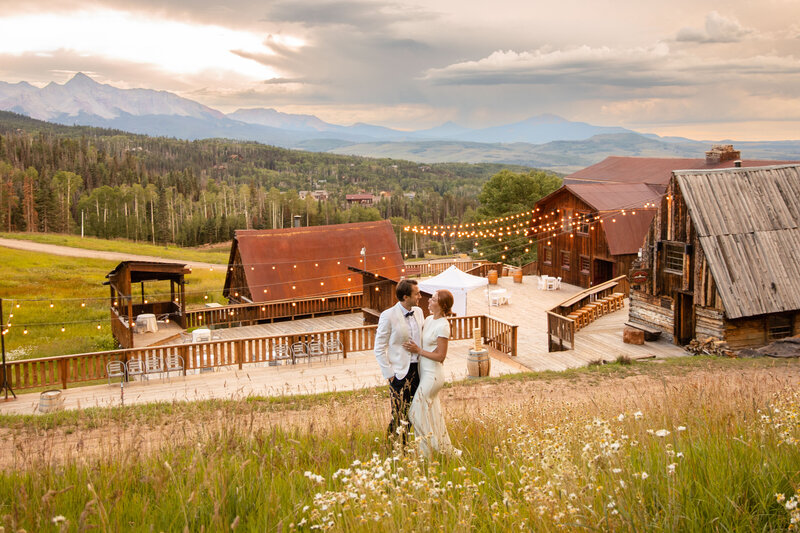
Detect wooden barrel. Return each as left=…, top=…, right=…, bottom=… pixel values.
left=513, top=270, right=523, bottom=283
left=467, top=349, right=490, bottom=378
left=487, top=269, right=498, bottom=285
left=38, top=390, right=64, bottom=413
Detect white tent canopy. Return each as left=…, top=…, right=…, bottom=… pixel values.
left=418, top=265, right=488, bottom=317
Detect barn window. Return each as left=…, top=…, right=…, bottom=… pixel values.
left=580, top=255, right=590, bottom=274
left=664, top=243, right=685, bottom=274
left=543, top=246, right=553, bottom=265
left=560, top=250, right=571, bottom=270
left=577, top=212, right=590, bottom=235
left=768, top=314, right=793, bottom=341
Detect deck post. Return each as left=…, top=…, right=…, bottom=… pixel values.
left=59, top=359, right=68, bottom=389
left=342, top=330, right=349, bottom=359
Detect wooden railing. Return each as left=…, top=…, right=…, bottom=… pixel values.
left=6, top=315, right=518, bottom=391
left=546, top=311, right=575, bottom=352
left=404, top=259, right=489, bottom=278
left=546, top=275, right=627, bottom=352
left=183, top=293, right=363, bottom=329
left=483, top=316, right=518, bottom=356
left=465, top=262, right=504, bottom=278
left=520, top=261, right=539, bottom=276
left=111, top=308, right=133, bottom=349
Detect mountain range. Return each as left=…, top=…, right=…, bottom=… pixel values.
left=2, top=73, right=799, bottom=173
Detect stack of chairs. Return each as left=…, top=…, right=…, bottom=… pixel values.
left=566, top=292, right=625, bottom=331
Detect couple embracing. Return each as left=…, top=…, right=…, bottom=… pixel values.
left=374, top=279, right=461, bottom=458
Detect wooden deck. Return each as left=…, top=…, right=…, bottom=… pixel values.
left=466, top=275, right=686, bottom=371
left=0, top=276, right=686, bottom=415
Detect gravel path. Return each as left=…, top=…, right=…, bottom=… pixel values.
left=0, top=237, right=227, bottom=270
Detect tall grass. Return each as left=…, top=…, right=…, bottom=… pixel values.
left=1, top=362, right=799, bottom=531
left=0, top=247, right=226, bottom=358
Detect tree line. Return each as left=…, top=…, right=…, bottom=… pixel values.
left=0, top=111, right=561, bottom=260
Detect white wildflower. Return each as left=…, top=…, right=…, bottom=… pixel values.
left=617, top=414, right=625, bottom=422
left=641, top=472, right=649, bottom=480
left=655, top=429, right=670, bottom=437
left=634, top=411, right=643, bottom=420
left=52, top=515, right=66, bottom=524
left=677, top=426, right=687, bottom=431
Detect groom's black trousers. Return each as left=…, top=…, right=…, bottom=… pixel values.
left=387, top=362, right=420, bottom=445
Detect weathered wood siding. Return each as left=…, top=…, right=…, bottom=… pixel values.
left=628, top=291, right=675, bottom=342
left=630, top=169, right=799, bottom=348
left=533, top=189, right=635, bottom=293
left=695, top=306, right=725, bottom=341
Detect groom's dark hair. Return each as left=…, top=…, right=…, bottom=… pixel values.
left=396, top=279, right=418, bottom=302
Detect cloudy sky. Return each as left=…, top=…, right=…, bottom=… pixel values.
left=1, top=0, right=800, bottom=139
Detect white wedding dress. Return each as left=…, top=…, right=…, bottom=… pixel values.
left=409, top=316, right=461, bottom=458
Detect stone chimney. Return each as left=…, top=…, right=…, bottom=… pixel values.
left=705, top=144, right=741, bottom=164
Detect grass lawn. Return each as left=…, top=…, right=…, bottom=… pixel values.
left=0, top=232, right=230, bottom=264
left=0, top=246, right=227, bottom=358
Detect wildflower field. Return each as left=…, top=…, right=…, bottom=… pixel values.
left=1, top=358, right=800, bottom=531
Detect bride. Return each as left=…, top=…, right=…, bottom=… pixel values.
left=403, top=289, right=461, bottom=458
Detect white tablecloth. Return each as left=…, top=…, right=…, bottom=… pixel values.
left=136, top=313, right=158, bottom=333
left=192, top=328, right=212, bottom=342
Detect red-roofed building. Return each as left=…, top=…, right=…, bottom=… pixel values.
left=530, top=147, right=799, bottom=293
left=530, top=183, right=660, bottom=294
left=223, top=220, right=405, bottom=304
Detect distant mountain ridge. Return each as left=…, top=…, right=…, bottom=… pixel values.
left=1, top=73, right=799, bottom=173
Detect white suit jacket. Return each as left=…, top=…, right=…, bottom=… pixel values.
left=374, top=302, right=424, bottom=380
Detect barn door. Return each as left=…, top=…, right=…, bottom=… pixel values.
left=674, top=292, right=695, bottom=345
left=593, top=259, right=613, bottom=285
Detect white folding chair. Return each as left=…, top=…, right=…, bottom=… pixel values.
left=537, top=277, right=547, bottom=290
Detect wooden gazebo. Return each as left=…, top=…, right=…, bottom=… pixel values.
left=105, top=261, right=190, bottom=348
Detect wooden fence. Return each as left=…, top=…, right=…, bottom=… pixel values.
left=546, top=275, right=626, bottom=352
left=6, top=315, right=518, bottom=391
left=404, top=259, right=489, bottom=278
left=183, top=293, right=363, bottom=329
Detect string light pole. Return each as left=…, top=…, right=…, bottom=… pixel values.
left=0, top=298, right=16, bottom=401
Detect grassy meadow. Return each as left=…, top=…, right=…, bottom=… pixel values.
left=1, top=358, right=799, bottom=531
left=0, top=245, right=227, bottom=358
left=0, top=232, right=230, bottom=265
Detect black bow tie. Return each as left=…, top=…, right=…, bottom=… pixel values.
left=405, top=311, right=414, bottom=318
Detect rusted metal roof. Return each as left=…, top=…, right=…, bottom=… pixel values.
left=532, top=183, right=660, bottom=256
left=675, top=164, right=800, bottom=319
left=106, top=261, right=190, bottom=287
left=600, top=209, right=657, bottom=255
left=566, top=156, right=796, bottom=187
left=225, top=220, right=405, bottom=303
left=567, top=182, right=663, bottom=211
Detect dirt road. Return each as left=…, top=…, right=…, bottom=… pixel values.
left=0, top=237, right=227, bottom=270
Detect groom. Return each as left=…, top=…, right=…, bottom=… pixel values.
left=374, top=279, right=423, bottom=444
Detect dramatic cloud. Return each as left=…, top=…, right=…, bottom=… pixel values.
left=676, top=11, right=752, bottom=43
left=0, top=0, right=799, bottom=138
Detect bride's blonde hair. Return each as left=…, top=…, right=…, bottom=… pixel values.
left=437, top=289, right=455, bottom=317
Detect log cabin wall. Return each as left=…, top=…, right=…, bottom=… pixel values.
left=533, top=189, right=634, bottom=292
left=629, top=178, right=697, bottom=341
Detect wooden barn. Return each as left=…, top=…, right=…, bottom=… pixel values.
left=223, top=220, right=405, bottom=304
left=628, top=164, right=800, bottom=348
left=530, top=182, right=661, bottom=294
